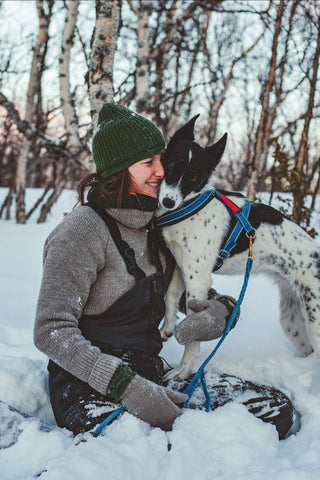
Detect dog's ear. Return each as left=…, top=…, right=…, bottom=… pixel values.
left=171, top=114, right=200, bottom=141
left=205, top=133, right=227, bottom=170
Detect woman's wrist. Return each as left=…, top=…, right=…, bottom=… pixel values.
left=107, top=364, right=137, bottom=402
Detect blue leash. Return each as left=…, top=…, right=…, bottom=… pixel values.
left=183, top=241, right=254, bottom=411
left=92, top=406, right=125, bottom=436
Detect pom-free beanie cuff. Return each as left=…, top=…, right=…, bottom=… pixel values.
left=99, top=142, right=164, bottom=178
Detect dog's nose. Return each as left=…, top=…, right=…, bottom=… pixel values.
left=163, top=197, right=176, bottom=209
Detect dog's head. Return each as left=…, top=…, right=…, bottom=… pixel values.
left=158, top=114, right=227, bottom=210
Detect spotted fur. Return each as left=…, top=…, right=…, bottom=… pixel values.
left=157, top=115, right=320, bottom=379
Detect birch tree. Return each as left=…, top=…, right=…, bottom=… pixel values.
left=127, top=0, right=153, bottom=114
left=86, top=0, right=121, bottom=129
left=15, top=0, right=53, bottom=223
left=59, top=0, right=84, bottom=161
left=38, top=0, right=92, bottom=223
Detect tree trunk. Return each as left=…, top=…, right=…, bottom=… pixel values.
left=37, top=163, right=72, bottom=223
left=133, top=0, right=152, bottom=114
left=59, top=0, right=80, bottom=156
left=59, top=0, right=90, bottom=169
left=0, top=186, right=14, bottom=220
left=247, top=0, right=285, bottom=201
left=87, top=0, right=121, bottom=130
left=25, top=183, right=52, bottom=221
left=292, top=12, right=320, bottom=224
left=259, top=0, right=298, bottom=178
left=15, top=0, right=52, bottom=223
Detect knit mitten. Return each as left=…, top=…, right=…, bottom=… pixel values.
left=174, top=289, right=239, bottom=345
left=108, top=365, right=187, bottom=430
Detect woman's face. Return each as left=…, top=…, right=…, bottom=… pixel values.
left=128, top=154, right=164, bottom=198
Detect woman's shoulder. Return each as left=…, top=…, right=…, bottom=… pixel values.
left=47, top=204, right=109, bottom=244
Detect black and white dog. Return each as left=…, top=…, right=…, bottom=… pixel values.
left=157, top=115, right=320, bottom=379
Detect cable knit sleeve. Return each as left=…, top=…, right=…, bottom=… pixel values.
left=34, top=206, right=122, bottom=395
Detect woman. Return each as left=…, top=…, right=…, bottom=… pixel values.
left=34, top=103, right=299, bottom=438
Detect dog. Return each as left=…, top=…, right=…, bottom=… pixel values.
left=157, top=114, right=320, bottom=379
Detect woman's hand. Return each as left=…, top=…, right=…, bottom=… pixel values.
left=120, top=375, right=187, bottom=430
left=174, top=292, right=239, bottom=345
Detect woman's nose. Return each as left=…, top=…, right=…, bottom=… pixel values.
left=155, top=157, right=164, bottom=178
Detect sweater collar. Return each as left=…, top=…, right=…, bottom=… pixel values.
left=87, top=186, right=157, bottom=229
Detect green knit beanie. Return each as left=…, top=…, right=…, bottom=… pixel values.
left=92, top=103, right=165, bottom=178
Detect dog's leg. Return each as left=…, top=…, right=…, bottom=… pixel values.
left=164, top=341, right=201, bottom=380
left=164, top=268, right=213, bottom=380
left=160, top=265, right=184, bottom=341
left=278, top=281, right=313, bottom=356
left=298, top=277, right=320, bottom=357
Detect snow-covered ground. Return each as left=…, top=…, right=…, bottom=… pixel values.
left=1, top=188, right=320, bottom=480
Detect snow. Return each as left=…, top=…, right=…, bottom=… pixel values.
left=1, top=187, right=320, bottom=479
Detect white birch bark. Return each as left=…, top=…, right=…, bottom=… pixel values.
left=15, top=0, right=51, bottom=223
left=87, top=0, right=121, bottom=130
left=59, top=0, right=90, bottom=169
left=134, top=1, right=152, bottom=114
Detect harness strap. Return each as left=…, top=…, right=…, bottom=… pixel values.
left=214, top=190, right=255, bottom=235
left=214, top=194, right=252, bottom=271
left=156, top=190, right=215, bottom=227
left=87, top=202, right=146, bottom=283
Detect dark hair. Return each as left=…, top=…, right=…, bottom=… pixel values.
left=77, top=169, right=131, bottom=208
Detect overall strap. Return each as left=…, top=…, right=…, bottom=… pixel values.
left=146, top=218, right=163, bottom=275
left=87, top=202, right=146, bottom=283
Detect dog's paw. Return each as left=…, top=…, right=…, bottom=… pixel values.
left=163, top=365, right=191, bottom=380
left=160, top=326, right=174, bottom=341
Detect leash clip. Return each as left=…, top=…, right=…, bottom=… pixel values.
left=247, top=232, right=255, bottom=260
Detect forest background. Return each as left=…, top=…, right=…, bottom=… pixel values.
left=0, top=0, right=319, bottom=231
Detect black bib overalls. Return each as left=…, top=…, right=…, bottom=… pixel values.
left=48, top=203, right=166, bottom=433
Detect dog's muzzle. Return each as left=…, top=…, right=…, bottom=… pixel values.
left=162, top=197, right=176, bottom=209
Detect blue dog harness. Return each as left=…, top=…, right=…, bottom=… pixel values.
left=156, top=189, right=255, bottom=270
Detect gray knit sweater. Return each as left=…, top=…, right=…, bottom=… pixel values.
left=34, top=204, right=159, bottom=395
